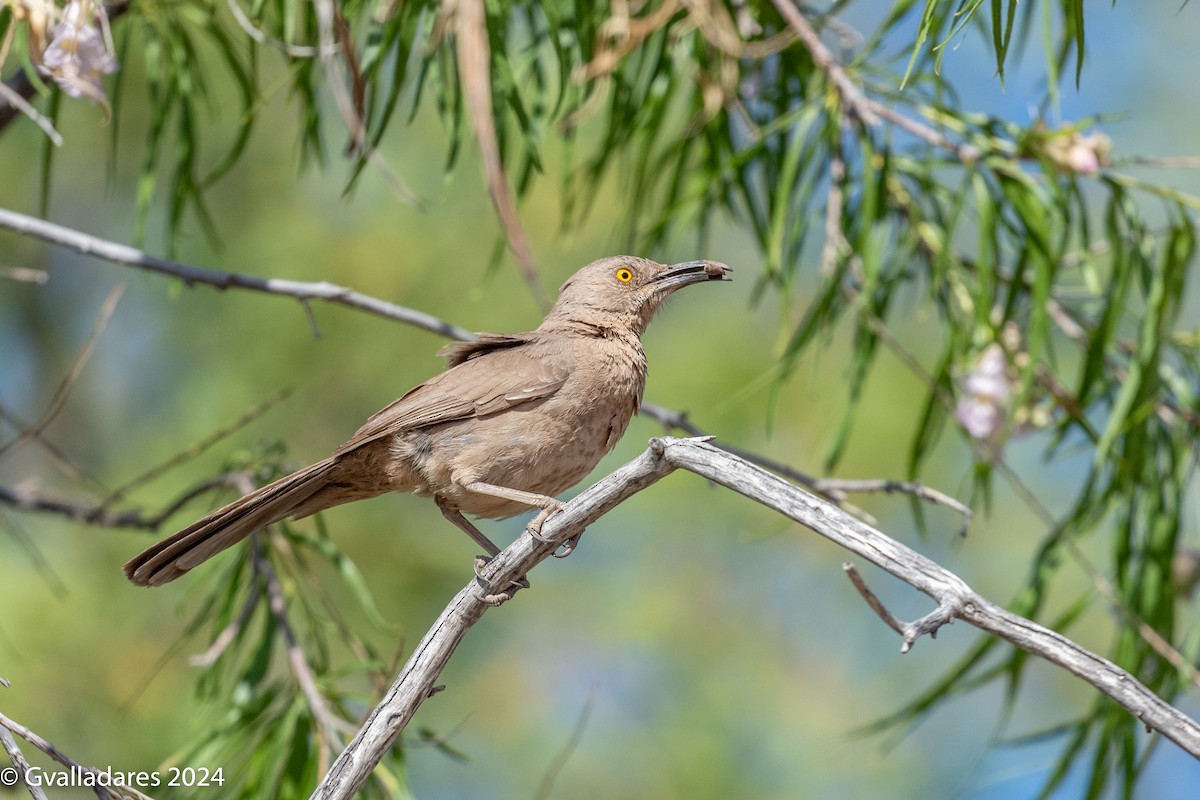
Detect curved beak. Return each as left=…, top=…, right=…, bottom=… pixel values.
left=650, top=260, right=733, bottom=292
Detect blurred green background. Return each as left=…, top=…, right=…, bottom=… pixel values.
left=2, top=2, right=1200, bottom=798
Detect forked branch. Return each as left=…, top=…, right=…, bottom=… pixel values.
left=311, top=437, right=1200, bottom=799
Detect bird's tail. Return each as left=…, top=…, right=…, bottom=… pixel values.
left=124, top=458, right=341, bottom=587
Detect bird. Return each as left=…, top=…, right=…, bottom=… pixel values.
left=124, top=256, right=731, bottom=587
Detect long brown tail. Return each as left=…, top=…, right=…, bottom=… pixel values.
left=124, top=458, right=340, bottom=587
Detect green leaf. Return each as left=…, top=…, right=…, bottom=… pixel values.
left=285, top=527, right=400, bottom=635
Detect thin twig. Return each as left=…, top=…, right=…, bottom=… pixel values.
left=0, top=80, right=62, bottom=146
left=0, top=720, right=48, bottom=800
left=0, top=482, right=138, bottom=524
left=0, top=472, right=251, bottom=532
left=0, top=266, right=48, bottom=283
left=0, top=709, right=156, bottom=800
left=0, top=284, right=124, bottom=459
left=0, top=206, right=472, bottom=340
left=0, top=70, right=38, bottom=136
left=225, top=0, right=330, bottom=57
left=533, top=693, right=594, bottom=800
left=311, top=0, right=422, bottom=207
left=842, top=563, right=904, bottom=636
left=816, top=478, right=972, bottom=535
left=97, top=388, right=293, bottom=511
left=188, top=589, right=262, bottom=667
left=0, top=506, right=68, bottom=598
left=0, top=402, right=99, bottom=489
left=254, top=532, right=356, bottom=743
left=1121, top=156, right=1200, bottom=169
left=771, top=0, right=980, bottom=163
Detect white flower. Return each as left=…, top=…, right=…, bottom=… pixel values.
left=1045, top=130, right=1113, bottom=176
left=956, top=344, right=1012, bottom=443
left=39, top=1, right=118, bottom=104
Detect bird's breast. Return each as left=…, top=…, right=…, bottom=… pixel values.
left=399, top=335, right=647, bottom=518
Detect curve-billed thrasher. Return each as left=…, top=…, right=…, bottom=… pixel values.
left=124, top=256, right=730, bottom=587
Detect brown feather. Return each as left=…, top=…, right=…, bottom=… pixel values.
left=123, top=256, right=731, bottom=586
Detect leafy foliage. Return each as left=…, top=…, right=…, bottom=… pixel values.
left=3, top=0, right=1199, bottom=797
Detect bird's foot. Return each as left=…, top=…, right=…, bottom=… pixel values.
left=472, top=554, right=530, bottom=605
left=526, top=500, right=579, bottom=556
left=526, top=499, right=567, bottom=536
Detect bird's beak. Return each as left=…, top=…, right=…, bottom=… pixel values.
left=650, top=260, right=733, bottom=292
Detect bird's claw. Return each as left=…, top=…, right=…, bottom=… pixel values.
left=472, top=554, right=529, bottom=605
left=551, top=533, right=581, bottom=558
left=527, top=501, right=579, bottom=556
left=528, top=524, right=578, bottom=557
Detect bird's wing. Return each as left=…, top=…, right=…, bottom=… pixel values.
left=333, top=333, right=570, bottom=456
left=438, top=332, right=528, bottom=367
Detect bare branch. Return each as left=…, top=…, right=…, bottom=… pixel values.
left=0, top=284, right=124, bottom=459
left=533, top=693, right=594, bottom=800
left=0, top=403, right=98, bottom=488
left=842, top=562, right=904, bottom=637
left=0, top=267, right=49, bottom=284
left=0, top=70, right=39, bottom=137
left=311, top=438, right=1200, bottom=799
left=255, top=533, right=356, bottom=744
left=0, top=708, right=156, bottom=800
left=0, top=78, right=61, bottom=146
left=770, top=0, right=981, bottom=163
left=0, top=724, right=48, bottom=800
left=0, top=484, right=157, bottom=530
left=816, top=478, right=972, bottom=535
left=639, top=401, right=970, bottom=529
left=0, top=472, right=250, bottom=532
left=0, top=206, right=473, bottom=340
left=769, top=0, right=878, bottom=126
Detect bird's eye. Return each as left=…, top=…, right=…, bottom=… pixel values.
left=615, top=268, right=633, bottom=283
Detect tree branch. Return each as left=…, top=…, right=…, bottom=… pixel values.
left=0, top=206, right=473, bottom=341
left=0, top=707, right=155, bottom=800
left=770, top=0, right=981, bottom=163
left=0, top=723, right=48, bottom=800
left=310, top=437, right=1200, bottom=799
left=0, top=472, right=251, bottom=532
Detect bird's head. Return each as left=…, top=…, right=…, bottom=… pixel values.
left=544, top=256, right=731, bottom=336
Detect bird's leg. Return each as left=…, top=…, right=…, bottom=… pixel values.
left=436, top=497, right=529, bottom=598
left=459, top=481, right=567, bottom=540
left=436, top=499, right=502, bottom=556
left=458, top=481, right=582, bottom=558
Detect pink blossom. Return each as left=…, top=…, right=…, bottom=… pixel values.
left=956, top=344, right=1012, bottom=443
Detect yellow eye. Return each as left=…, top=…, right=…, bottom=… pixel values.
left=615, top=268, right=633, bottom=283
